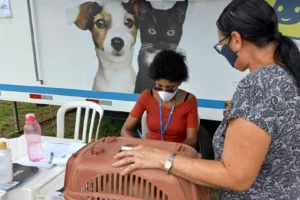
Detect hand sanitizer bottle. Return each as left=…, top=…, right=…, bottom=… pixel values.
left=0, top=142, right=13, bottom=184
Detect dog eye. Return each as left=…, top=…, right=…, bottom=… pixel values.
left=96, top=19, right=106, bottom=28
left=124, top=18, right=133, bottom=28
left=148, top=28, right=156, bottom=35
left=166, top=29, right=175, bottom=36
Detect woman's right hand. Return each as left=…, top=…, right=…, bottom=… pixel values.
left=112, top=145, right=171, bottom=176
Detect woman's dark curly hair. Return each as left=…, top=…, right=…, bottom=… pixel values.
left=148, top=49, right=189, bottom=83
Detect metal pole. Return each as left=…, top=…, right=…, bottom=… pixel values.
left=12, top=102, right=21, bottom=133
left=26, top=0, right=43, bottom=85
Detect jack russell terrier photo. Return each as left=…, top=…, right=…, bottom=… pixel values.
left=67, top=0, right=138, bottom=93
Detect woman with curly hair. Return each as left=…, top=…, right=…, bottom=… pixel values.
left=121, top=49, right=199, bottom=148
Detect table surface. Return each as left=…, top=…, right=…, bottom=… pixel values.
left=0, top=135, right=83, bottom=200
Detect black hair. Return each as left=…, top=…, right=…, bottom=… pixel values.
left=148, top=49, right=189, bottom=83
left=217, top=0, right=300, bottom=88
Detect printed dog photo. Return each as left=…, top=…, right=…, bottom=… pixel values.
left=67, top=0, right=139, bottom=93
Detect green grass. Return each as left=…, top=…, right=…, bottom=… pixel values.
left=0, top=101, right=125, bottom=139
left=0, top=100, right=218, bottom=199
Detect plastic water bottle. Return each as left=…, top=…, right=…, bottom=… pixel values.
left=0, top=141, right=13, bottom=184
left=24, top=113, right=44, bottom=162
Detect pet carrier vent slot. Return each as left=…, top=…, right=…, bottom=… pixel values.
left=81, top=197, right=120, bottom=200
left=82, top=173, right=169, bottom=200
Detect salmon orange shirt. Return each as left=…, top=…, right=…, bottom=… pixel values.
left=130, top=90, right=199, bottom=143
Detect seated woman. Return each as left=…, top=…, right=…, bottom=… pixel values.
left=121, top=50, right=199, bottom=148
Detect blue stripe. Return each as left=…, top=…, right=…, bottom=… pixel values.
left=196, top=99, right=225, bottom=109
left=0, top=84, right=225, bottom=109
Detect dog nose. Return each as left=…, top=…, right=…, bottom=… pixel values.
left=111, top=37, right=124, bottom=51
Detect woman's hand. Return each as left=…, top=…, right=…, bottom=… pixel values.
left=112, top=145, right=172, bottom=176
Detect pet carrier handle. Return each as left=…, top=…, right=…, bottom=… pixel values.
left=64, top=139, right=95, bottom=190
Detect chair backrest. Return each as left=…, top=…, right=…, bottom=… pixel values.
left=141, top=112, right=148, bottom=138
left=56, top=101, right=104, bottom=143
left=141, top=112, right=201, bottom=141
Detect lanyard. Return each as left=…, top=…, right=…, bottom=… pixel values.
left=159, top=92, right=179, bottom=140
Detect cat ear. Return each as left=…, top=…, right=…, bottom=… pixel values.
left=138, top=0, right=152, bottom=20
left=173, top=1, right=188, bottom=24
left=74, top=2, right=102, bottom=30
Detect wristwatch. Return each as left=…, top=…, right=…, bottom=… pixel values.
left=164, top=153, right=176, bottom=174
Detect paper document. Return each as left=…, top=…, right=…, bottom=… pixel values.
left=0, top=0, right=12, bottom=18
left=16, top=141, right=85, bottom=168
left=50, top=187, right=64, bottom=200
left=52, top=142, right=86, bottom=166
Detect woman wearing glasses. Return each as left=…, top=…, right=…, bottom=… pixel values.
left=115, top=0, right=300, bottom=199
left=121, top=49, right=199, bottom=148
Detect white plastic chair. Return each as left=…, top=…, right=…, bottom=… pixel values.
left=141, top=112, right=148, bottom=138
left=141, top=112, right=201, bottom=151
left=141, top=112, right=200, bottom=136
left=56, top=101, right=104, bottom=143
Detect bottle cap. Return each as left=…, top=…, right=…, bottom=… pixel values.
left=0, top=141, right=7, bottom=150
left=26, top=113, right=36, bottom=122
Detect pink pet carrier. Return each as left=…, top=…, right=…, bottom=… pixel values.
left=64, top=137, right=210, bottom=200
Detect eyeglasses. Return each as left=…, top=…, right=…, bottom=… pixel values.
left=213, top=36, right=229, bottom=54
left=153, top=87, right=176, bottom=93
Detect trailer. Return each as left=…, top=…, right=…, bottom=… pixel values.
left=0, top=0, right=299, bottom=142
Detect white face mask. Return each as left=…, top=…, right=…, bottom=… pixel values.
left=158, top=89, right=178, bottom=102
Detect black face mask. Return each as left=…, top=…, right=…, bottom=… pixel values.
left=221, top=45, right=238, bottom=68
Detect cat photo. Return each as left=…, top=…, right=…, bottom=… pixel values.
left=134, top=0, right=188, bottom=93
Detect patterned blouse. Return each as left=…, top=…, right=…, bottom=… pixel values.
left=213, top=65, right=300, bottom=199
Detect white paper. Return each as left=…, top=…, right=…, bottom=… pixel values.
left=0, top=0, right=12, bottom=18
left=16, top=141, right=84, bottom=168
left=121, top=146, right=133, bottom=151
left=50, top=196, right=63, bottom=200
left=49, top=187, right=64, bottom=200
left=50, top=191, right=64, bottom=200
left=66, top=142, right=85, bottom=156
left=52, top=143, right=85, bottom=166
left=43, top=141, right=70, bottom=160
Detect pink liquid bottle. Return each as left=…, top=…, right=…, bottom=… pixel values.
left=24, top=113, right=44, bottom=162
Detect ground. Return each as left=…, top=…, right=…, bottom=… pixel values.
left=0, top=100, right=218, bottom=199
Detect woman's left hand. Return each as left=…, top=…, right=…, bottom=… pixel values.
left=112, top=145, right=171, bottom=176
